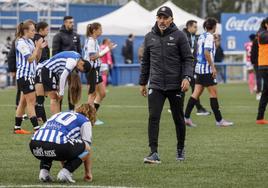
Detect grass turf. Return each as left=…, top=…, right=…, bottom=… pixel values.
left=0, top=83, right=267, bottom=187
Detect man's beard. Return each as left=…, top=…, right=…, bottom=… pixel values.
left=158, top=25, right=167, bottom=30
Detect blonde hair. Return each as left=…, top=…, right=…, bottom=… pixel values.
left=75, top=103, right=96, bottom=125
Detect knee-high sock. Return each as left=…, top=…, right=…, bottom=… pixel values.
left=210, top=98, right=222, bottom=122
left=185, top=97, right=197, bottom=118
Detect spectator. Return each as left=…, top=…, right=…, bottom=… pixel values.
left=122, top=34, right=134, bottom=64
left=100, top=38, right=113, bottom=87
left=244, top=34, right=256, bottom=94
left=214, top=34, right=225, bottom=82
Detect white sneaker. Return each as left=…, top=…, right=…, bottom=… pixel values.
left=216, top=119, right=233, bottom=127
left=57, top=168, right=75, bottom=183
left=256, top=93, right=261, bottom=101
left=184, top=118, right=197, bottom=127
left=39, top=169, right=53, bottom=182
left=95, top=119, right=104, bottom=126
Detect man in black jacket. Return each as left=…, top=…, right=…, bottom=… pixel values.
left=139, top=6, right=193, bottom=164
left=52, top=16, right=82, bottom=111
left=52, top=16, right=81, bottom=55
left=183, top=20, right=210, bottom=117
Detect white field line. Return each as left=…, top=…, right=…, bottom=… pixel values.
left=0, top=104, right=255, bottom=109
left=0, top=185, right=140, bottom=188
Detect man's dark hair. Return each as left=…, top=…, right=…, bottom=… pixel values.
left=128, top=34, right=133, bottom=38
left=36, top=21, right=48, bottom=32
left=203, top=17, right=217, bottom=30
left=249, top=34, right=256, bottom=41
left=260, top=17, right=268, bottom=30
left=186, top=20, right=197, bottom=28
left=63, top=16, right=73, bottom=21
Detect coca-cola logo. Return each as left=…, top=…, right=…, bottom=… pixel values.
left=225, top=16, right=264, bottom=31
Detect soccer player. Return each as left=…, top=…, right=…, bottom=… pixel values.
left=29, top=103, right=95, bottom=183
left=83, top=22, right=116, bottom=125
left=14, top=20, right=47, bottom=134
left=184, top=17, right=233, bottom=127
left=37, top=51, right=91, bottom=115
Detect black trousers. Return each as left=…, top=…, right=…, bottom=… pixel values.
left=254, top=65, right=262, bottom=93
left=257, top=69, right=268, bottom=120
left=148, top=89, right=185, bottom=153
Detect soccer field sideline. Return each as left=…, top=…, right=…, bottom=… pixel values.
left=0, top=185, right=139, bottom=188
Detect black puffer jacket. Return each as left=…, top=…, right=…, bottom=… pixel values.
left=139, top=22, right=193, bottom=91
left=52, top=25, right=81, bottom=56
left=182, top=28, right=198, bottom=65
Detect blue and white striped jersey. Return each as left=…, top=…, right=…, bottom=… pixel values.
left=83, top=37, right=101, bottom=68
left=32, top=111, right=92, bottom=145
left=16, top=38, right=37, bottom=79
left=43, top=51, right=81, bottom=76
left=195, top=32, right=215, bottom=74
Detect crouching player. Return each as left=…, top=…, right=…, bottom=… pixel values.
left=29, top=103, right=96, bottom=183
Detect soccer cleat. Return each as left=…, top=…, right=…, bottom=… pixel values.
left=184, top=118, right=197, bottom=127
left=95, top=119, right=104, bottom=126
left=256, top=119, right=268, bottom=124
left=57, top=168, right=76, bottom=183
left=196, top=108, right=211, bottom=116
left=39, top=169, right=53, bottom=182
left=176, top=148, right=185, bottom=161
left=216, top=119, right=233, bottom=127
left=14, top=129, right=32, bottom=134
left=144, top=152, right=161, bottom=164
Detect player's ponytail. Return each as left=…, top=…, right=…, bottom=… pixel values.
left=75, top=103, right=96, bottom=126
left=86, top=22, right=101, bottom=37
left=16, top=19, right=35, bottom=39
left=68, top=71, right=82, bottom=106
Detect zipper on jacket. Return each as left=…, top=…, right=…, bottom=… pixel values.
left=160, top=36, right=166, bottom=90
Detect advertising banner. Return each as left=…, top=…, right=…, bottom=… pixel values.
left=221, top=13, right=267, bottom=51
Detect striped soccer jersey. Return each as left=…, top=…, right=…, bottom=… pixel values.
left=43, top=51, right=81, bottom=76
left=195, top=32, right=216, bottom=74
left=83, top=37, right=101, bottom=68
left=32, top=112, right=92, bottom=145
left=16, top=38, right=36, bottom=79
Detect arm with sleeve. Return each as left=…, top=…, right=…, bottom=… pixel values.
left=52, top=34, right=61, bottom=56
left=80, top=122, right=92, bottom=147
left=178, top=32, right=194, bottom=78
left=58, top=58, right=77, bottom=96
left=139, top=36, right=151, bottom=85
left=16, top=40, right=31, bottom=60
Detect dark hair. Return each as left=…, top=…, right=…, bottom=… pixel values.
left=36, top=21, right=48, bottom=32
left=260, top=17, right=268, bottom=30
left=249, top=34, right=256, bottom=41
left=63, top=16, right=73, bottom=21
left=86, top=22, right=101, bottom=37
left=128, top=34, right=133, bottom=38
left=15, top=19, right=35, bottom=39
left=186, top=20, right=197, bottom=28
left=203, top=17, right=217, bottom=31
left=102, top=38, right=109, bottom=44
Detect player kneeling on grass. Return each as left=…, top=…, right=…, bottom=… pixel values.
left=29, top=103, right=96, bottom=183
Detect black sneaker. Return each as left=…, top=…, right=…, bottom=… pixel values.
left=176, top=149, right=185, bottom=161
left=144, top=152, right=161, bottom=164
left=196, top=108, right=211, bottom=116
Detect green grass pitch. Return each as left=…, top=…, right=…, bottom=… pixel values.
left=0, top=83, right=267, bottom=187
